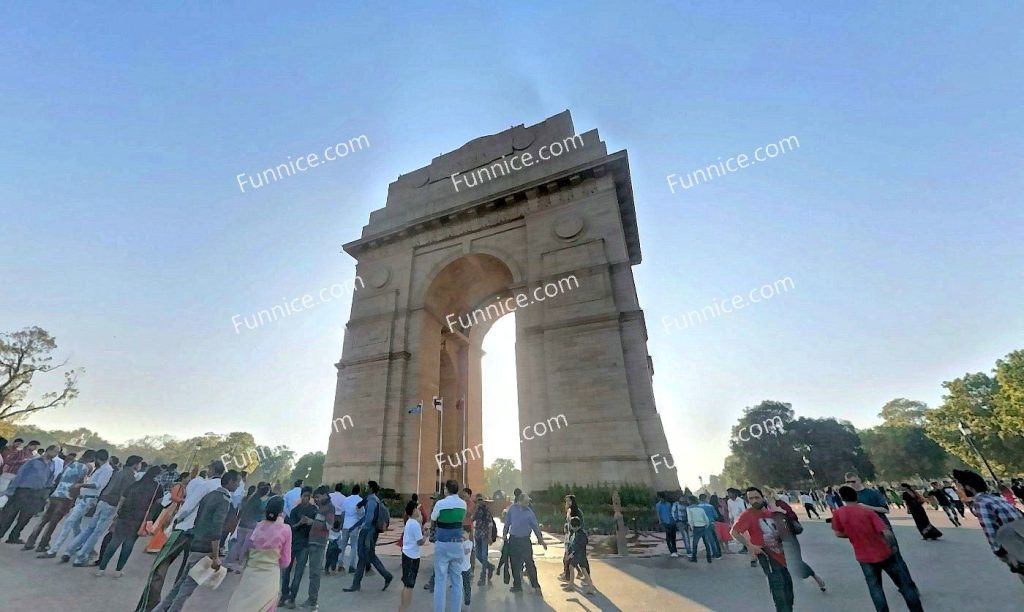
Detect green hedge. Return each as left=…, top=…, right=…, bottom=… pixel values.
left=531, top=483, right=659, bottom=534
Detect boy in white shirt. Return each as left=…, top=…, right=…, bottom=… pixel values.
left=400, top=501, right=426, bottom=612
left=460, top=525, right=474, bottom=610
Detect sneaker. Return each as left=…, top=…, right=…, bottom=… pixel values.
left=299, top=600, right=316, bottom=609
left=112, top=571, right=122, bottom=578
left=5, top=538, right=24, bottom=545
left=94, top=569, right=105, bottom=577
left=382, top=576, right=392, bottom=591
left=510, top=585, right=523, bottom=593
left=477, top=577, right=486, bottom=587
left=670, top=552, right=679, bottom=558
left=283, top=600, right=296, bottom=609
left=37, top=551, right=56, bottom=559
left=487, top=566, right=494, bottom=584
left=59, top=554, right=71, bottom=563
left=688, top=558, right=697, bottom=563
left=21, top=543, right=35, bottom=551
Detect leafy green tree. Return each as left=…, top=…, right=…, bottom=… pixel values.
left=0, top=327, right=80, bottom=434
left=484, top=458, right=522, bottom=496
left=727, top=400, right=803, bottom=487
left=248, top=445, right=295, bottom=486
left=290, top=451, right=325, bottom=488
left=926, top=369, right=1024, bottom=474
left=791, top=417, right=875, bottom=485
left=860, top=425, right=957, bottom=482
left=878, top=398, right=928, bottom=427
left=993, top=350, right=1024, bottom=436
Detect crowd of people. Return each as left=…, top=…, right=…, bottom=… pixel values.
left=655, top=471, right=1024, bottom=612
left=0, top=436, right=567, bottom=612
left=4, top=432, right=1024, bottom=611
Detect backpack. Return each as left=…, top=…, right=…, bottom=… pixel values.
left=373, top=498, right=390, bottom=533
left=490, top=517, right=498, bottom=543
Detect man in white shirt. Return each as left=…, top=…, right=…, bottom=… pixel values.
left=685, top=495, right=714, bottom=563
left=329, top=483, right=347, bottom=516
left=725, top=488, right=754, bottom=564
left=798, top=491, right=821, bottom=519
left=339, top=484, right=364, bottom=572
left=43, top=449, right=113, bottom=558
left=50, top=453, right=65, bottom=481
left=777, top=491, right=791, bottom=504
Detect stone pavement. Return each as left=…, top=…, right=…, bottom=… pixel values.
left=1, top=506, right=1021, bottom=610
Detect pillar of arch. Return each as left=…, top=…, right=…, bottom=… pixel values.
left=324, top=111, right=678, bottom=498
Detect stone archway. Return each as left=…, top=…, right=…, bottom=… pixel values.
left=324, top=111, right=678, bottom=498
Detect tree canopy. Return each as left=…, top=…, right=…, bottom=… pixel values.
left=0, top=327, right=80, bottom=430
left=484, top=458, right=523, bottom=496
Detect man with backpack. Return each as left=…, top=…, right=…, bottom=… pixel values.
left=343, top=480, right=393, bottom=592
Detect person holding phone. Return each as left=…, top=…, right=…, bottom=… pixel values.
left=279, top=487, right=316, bottom=609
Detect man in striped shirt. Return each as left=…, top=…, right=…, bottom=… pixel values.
left=430, top=479, right=467, bottom=611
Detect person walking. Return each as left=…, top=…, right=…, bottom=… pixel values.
left=798, top=491, right=820, bottom=519
left=846, top=472, right=918, bottom=588
left=731, top=487, right=793, bottom=612
left=151, top=470, right=241, bottom=612
left=146, top=471, right=190, bottom=553
left=24, top=449, right=96, bottom=552
left=764, top=487, right=827, bottom=593
left=135, top=459, right=226, bottom=612
left=0, top=444, right=59, bottom=543
left=655, top=492, right=678, bottom=557
left=225, top=481, right=269, bottom=570
left=66, top=454, right=144, bottom=566
left=561, top=516, right=594, bottom=594
left=399, top=501, right=426, bottom=612
left=0, top=439, right=39, bottom=496
left=472, top=492, right=495, bottom=586
left=927, top=481, right=961, bottom=527
left=696, top=494, right=722, bottom=557
left=503, top=491, right=547, bottom=594
left=941, top=480, right=965, bottom=518
left=954, top=469, right=1024, bottom=578
left=900, top=483, right=943, bottom=540
left=226, top=496, right=292, bottom=612
left=726, top=488, right=754, bottom=565
left=96, top=465, right=162, bottom=577
left=831, top=486, right=923, bottom=612
left=43, top=449, right=112, bottom=559
left=686, top=495, right=714, bottom=563
left=343, top=480, right=393, bottom=592
left=338, top=483, right=363, bottom=573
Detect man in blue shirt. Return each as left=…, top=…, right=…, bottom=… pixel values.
left=655, top=492, right=678, bottom=557
left=503, top=492, right=547, bottom=593
left=0, top=444, right=59, bottom=544
left=696, top=494, right=722, bottom=558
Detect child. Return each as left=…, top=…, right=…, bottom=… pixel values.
left=461, top=524, right=474, bottom=610
left=325, top=518, right=342, bottom=575
left=399, top=501, right=425, bottom=612
left=562, top=516, right=594, bottom=594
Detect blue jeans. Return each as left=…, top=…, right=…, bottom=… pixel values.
left=474, top=531, right=493, bottom=574
left=674, top=521, right=691, bottom=553
left=859, top=555, right=923, bottom=612
left=433, top=540, right=464, bottom=612
left=68, top=500, right=117, bottom=563
left=339, top=527, right=359, bottom=569
left=689, top=525, right=714, bottom=561
left=47, top=496, right=96, bottom=554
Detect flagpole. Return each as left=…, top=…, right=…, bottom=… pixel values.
left=437, top=396, right=443, bottom=496
left=416, top=400, right=423, bottom=496
left=461, top=396, right=466, bottom=486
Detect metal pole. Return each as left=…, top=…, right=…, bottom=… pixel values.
left=967, top=434, right=1002, bottom=486
left=416, top=400, right=423, bottom=497
left=438, top=397, right=444, bottom=495
left=461, top=397, right=467, bottom=486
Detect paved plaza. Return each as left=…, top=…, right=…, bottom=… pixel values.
left=1, top=506, right=1020, bottom=611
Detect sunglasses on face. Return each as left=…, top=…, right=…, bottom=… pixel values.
left=845, top=480, right=857, bottom=484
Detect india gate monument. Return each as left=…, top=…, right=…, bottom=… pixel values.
left=323, top=111, right=678, bottom=497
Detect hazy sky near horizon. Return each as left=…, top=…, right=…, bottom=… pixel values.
left=3, top=3, right=1022, bottom=490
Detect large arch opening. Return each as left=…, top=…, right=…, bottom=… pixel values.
left=418, top=252, right=520, bottom=497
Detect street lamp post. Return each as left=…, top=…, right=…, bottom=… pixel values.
left=793, top=444, right=819, bottom=491
left=957, top=420, right=1002, bottom=486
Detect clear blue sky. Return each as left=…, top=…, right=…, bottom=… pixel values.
left=3, top=3, right=1021, bottom=489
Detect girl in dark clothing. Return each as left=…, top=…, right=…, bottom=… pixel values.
left=900, top=483, right=942, bottom=540
left=97, top=466, right=162, bottom=576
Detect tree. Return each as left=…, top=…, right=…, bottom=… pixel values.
left=290, top=451, right=325, bottom=488
left=484, top=458, right=522, bottom=496
left=925, top=369, right=1024, bottom=474
left=993, top=350, right=1024, bottom=436
left=248, top=445, right=295, bottom=486
left=878, top=398, right=928, bottom=427
left=0, top=327, right=80, bottom=427
left=791, top=417, right=875, bottom=485
left=860, top=425, right=956, bottom=482
left=727, top=400, right=803, bottom=487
